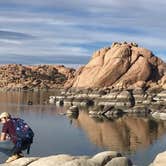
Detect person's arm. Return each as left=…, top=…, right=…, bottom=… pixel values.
left=1, top=123, right=8, bottom=141
left=0, top=132, right=6, bottom=141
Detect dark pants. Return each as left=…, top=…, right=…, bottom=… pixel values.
left=0, top=140, right=31, bottom=163
left=12, top=139, right=30, bottom=155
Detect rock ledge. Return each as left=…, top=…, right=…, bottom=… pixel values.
left=0, top=151, right=133, bottom=166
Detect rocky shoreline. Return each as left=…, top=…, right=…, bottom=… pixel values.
left=50, top=88, right=166, bottom=119
left=1, top=150, right=165, bottom=166
left=0, top=151, right=133, bottom=166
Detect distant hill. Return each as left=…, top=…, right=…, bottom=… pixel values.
left=0, top=64, right=75, bottom=90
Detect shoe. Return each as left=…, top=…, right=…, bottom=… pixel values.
left=5, top=154, right=22, bottom=163
left=18, top=152, right=24, bottom=157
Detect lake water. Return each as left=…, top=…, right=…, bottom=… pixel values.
left=0, top=91, right=166, bottom=165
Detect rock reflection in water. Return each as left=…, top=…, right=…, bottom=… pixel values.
left=73, top=111, right=166, bottom=154
left=0, top=91, right=66, bottom=117
left=0, top=91, right=57, bottom=105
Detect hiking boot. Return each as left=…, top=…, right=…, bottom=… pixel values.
left=18, top=152, right=24, bottom=157
left=5, top=154, right=23, bottom=163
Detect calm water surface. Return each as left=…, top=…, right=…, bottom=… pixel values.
left=0, top=91, right=166, bottom=166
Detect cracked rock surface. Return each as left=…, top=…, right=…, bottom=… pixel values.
left=0, top=151, right=133, bottom=166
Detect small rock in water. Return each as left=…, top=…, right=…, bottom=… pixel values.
left=67, top=106, right=79, bottom=115
left=49, top=96, right=56, bottom=104
left=66, top=106, right=79, bottom=121
left=58, top=99, right=64, bottom=106
left=152, top=112, right=166, bottom=121
left=28, top=100, right=33, bottom=105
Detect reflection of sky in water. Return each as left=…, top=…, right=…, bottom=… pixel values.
left=0, top=100, right=103, bottom=163
left=129, top=134, right=166, bottom=166
left=0, top=92, right=165, bottom=165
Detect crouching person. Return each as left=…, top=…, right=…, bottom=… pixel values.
left=0, top=112, right=34, bottom=163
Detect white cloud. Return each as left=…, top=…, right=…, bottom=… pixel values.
left=0, top=39, right=22, bottom=45
left=0, top=0, right=165, bottom=64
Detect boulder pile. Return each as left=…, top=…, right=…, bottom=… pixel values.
left=1, top=151, right=133, bottom=166
left=54, top=88, right=166, bottom=116
left=0, top=64, right=75, bottom=91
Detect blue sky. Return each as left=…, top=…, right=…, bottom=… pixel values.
left=0, top=0, right=166, bottom=66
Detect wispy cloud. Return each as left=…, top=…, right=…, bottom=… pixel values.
left=0, top=30, right=35, bottom=40
left=0, top=0, right=165, bottom=65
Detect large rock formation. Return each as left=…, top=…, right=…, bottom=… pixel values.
left=71, top=42, right=166, bottom=89
left=0, top=42, right=166, bottom=91
left=0, top=64, right=75, bottom=91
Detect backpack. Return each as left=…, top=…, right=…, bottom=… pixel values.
left=12, top=118, right=34, bottom=154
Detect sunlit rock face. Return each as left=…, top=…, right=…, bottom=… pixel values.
left=150, top=151, right=166, bottom=166
left=1, top=152, right=132, bottom=166
left=72, top=42, right=166, bottom=89
left=73, top=112, right=166, bottom=153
